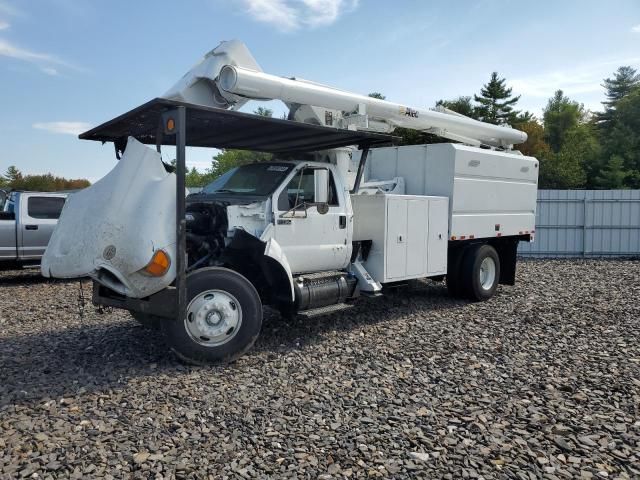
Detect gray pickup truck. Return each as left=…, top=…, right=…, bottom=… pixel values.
left=1, top=191, right=68, bottom=269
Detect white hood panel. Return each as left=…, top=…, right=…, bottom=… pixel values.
left=42, top=137, right=177, bottom=298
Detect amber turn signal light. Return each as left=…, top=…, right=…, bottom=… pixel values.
left=144, top=250, right=171, bottom=277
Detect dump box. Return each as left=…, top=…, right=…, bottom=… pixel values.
left=362, top=143, right=538, bottom=240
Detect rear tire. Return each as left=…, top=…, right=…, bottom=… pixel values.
left=460, top=244, right=500, bottom=301
left=162, top=267, right=263, bottom=365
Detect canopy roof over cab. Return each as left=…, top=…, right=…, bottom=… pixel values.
left=79, top=98, right=396, bottom=154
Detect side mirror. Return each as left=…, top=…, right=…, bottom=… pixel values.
left=314, top=169, right=329, bottom=213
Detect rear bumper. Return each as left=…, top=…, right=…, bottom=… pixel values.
left=92, top=281, right=177, bottom=319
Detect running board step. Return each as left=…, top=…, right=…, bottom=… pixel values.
left=298, top=303, right=354, bottom=318
left=360, top=291, right=383, bottom=298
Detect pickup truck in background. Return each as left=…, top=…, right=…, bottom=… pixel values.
left=1, top=191, right=69, bottom=269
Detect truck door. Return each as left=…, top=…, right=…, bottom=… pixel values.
left=0, top=200, right=17, bottom=261
left=18, top=194, right=66, bottom=260
left=273, top=166, right=349, bottom=274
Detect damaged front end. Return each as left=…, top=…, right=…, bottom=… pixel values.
left=42, top=137, right=177, bottom=298
left=43, top=137, right=289, bottom=303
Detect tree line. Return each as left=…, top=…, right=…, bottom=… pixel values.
left=0, top=166, right=91, bottom=191
left=407, top=66, right=639, bottom=189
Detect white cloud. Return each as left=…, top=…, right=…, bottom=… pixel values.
left=240, top=0, right=358, bottom=32
left=0, top=38, right=84, bottom=74
left=0, top=20, right=9, bottom=30
left=632, top=24, right=640, bottom=33
left=511, top=56, right=640, bottom=99
left=33, top=122, right=93, bottom=136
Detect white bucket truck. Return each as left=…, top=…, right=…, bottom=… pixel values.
left=42, top=41, right=537, bottom=364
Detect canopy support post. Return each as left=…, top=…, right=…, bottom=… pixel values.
left=350, top=144, right=370, bottom=194
left=161, top=106, right=187, bottom=324
left=175, top=107, right=187, bottom=326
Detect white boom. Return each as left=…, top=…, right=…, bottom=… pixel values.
left=218, top=65, right=526, bottom=148
left=163, top=40, right=527, bottom=149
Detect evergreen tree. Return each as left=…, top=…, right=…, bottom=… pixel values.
left=436, top=96, right=478, bottom=119
left=513, top=111, right=536, bottom=128
left=596, top=66, right=640, bottom=131
left=601, top=86, right=640, bottom=187
left=368, top=92, right=386, bottom=100
left=554, top=124, right=599, bottom=188
left=473, top=72, right=521, bottom=125
left=542, top=90, right=585, bottom=153
left=602, top=67, right=640, bottom=109
left=4, top=166, right=22, bottom=184
left=595, top=155, right=627, bottom=189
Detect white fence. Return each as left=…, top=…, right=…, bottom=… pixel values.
left=518, top=190, right=640, bottom=257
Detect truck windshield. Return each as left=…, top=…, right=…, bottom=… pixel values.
left=202, top=163, right=293, bottom=196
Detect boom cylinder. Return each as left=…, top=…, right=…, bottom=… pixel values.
left=218, top=65, right=527, bottom=148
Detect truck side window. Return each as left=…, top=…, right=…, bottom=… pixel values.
left=27, top=197, right=66, bottom=219
left=278, top=169, right=339, bottom=211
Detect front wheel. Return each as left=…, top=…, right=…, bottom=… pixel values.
left=162, top=267, right=263, bottom=365
left=460, top=244, right=500, bottom=302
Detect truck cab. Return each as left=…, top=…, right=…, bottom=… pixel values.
left=0, top=191, right=68, bottom=269
left=190, top=160, right=352, bottom=274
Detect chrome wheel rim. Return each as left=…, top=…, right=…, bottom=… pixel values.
left=479, top=257, right=496, bottom=290
left=185, top=289, right=242, bottom=347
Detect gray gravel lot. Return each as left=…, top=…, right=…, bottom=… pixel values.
left=1, top=259, right=639, bottom=479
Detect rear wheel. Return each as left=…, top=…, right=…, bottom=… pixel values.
left=162, top=267, right=263, bottom=365
left=460, top=244, right=500, bottom=301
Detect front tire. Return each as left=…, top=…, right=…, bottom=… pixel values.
left=162, top=267, right=263, bottom=365
left=460, top=244, right=500, bottom=302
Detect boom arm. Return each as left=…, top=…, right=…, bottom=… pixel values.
left=164, top=41, right=527, bottom=149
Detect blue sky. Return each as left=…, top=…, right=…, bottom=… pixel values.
left=1, top=0, right=639, bottom=182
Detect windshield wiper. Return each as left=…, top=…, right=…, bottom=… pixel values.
left=213, top=189, right=237, bottom=194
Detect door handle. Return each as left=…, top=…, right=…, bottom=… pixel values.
left=339, top=215, right=347, bottom=229
left=25, top=224, right=39, bottom=230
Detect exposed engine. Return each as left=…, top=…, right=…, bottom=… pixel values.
left=186, top=202, right=228, bottom=270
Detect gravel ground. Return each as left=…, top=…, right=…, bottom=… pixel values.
left=1, top=259, right=639, bottom=479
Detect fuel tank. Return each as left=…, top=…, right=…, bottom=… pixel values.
left=41, top=137, right=177, bottom=298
